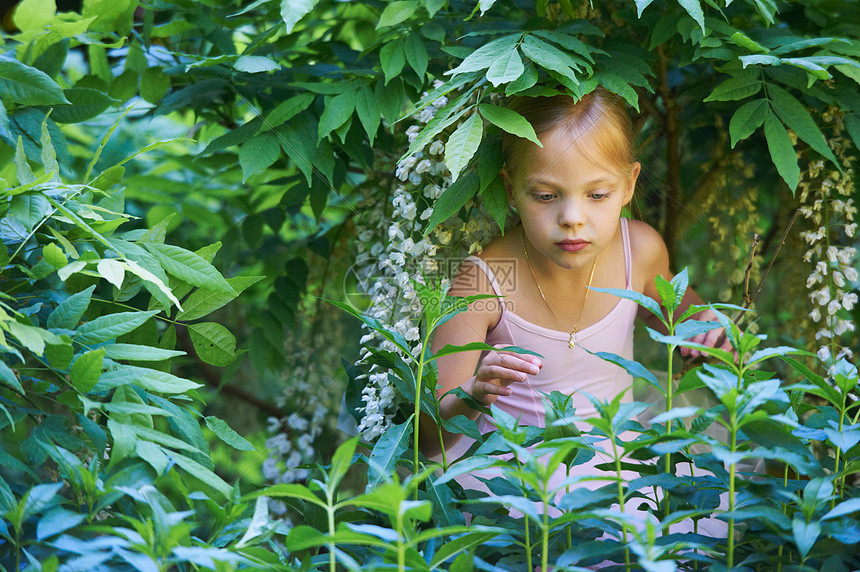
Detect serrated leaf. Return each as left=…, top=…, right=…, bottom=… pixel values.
left=75, top=311, right=159, bottom=345
left=729, top=98, right=767, bottom=148
left=763, top=111, right=799, bottom=192
left=144, top=243, right=235, bottom=294
left=188, top=322, right=237, bottom=367
left=70, top=348, right=105, bottom=392
left=205, top=416, right=255, bottom=451
left=280, top=0, right=319, bottom=33
left=445, top=112, right=483, bottom=182
left=478, top=104, right=541, bottom=147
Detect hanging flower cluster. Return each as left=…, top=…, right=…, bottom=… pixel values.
left=796, top=110, right=858, bottom=369
left=349, top=85, right=504, bottom=441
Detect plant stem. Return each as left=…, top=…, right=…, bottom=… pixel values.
left=727, top=415, right=737, bottom=569
left=612, top=433, right=631, bottom=572
left=413, top=335, right=427, bottom=499
left=517, top=458, right=533, bottom=572
left=542, top=507, right=549, bottom=572
left=663, top=344, right=675, bottom=523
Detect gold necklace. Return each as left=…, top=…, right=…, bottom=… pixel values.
left=522, top=231, right=598, bottom=349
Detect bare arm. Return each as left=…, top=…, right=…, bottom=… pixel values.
left=418, top=260, right=542, bottom=459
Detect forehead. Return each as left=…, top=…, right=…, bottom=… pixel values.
left=511, top=128, right=622, bottom=183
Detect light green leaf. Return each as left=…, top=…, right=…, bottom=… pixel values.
left=43, top=243, right=67, bottom=268
left=205, top=416, right=255, bottom=451
left=404, top=32, right=429, bottom=79
left=121, top=259, right=183, bottom=312
left=704, top=74, right=761, bottom=102
left=188, top=322, right=237, bottom=367
left=0, top=59, right=69, bottom=105
left=486, top=48, right=525, bottom=87
left=0, top=361, right=23, bottom=393
left=75, top=311, right=159, bottom=345
left=101, top=343, right=185, bottom=361
left=51, top=88, right=115, bottom=124
left=376, top=1, right=418, bottom=29
left=767, top=84, right=839, bottom=167
left=677, top=0, right=705, bottom=33
left=280, top=0, right=319, bottom=33
left=6, top=320, right=46, bottom=355
left=234, top=55, right=279, bottom=73
left=730, top=31, right=768, bottom=54
left=144, top=243, right=235, bottom=294
left=505, top=62, right=538, bottom=95
left=763, top=111, right=799, bottom=192
left=478, top=104, right=541, bottom=147
left=445, top=112, right=483, bottom=183
left=171, top=451, right=232, bottom=498
left=70, top=348, right=105, bottom=392
left=478, top=0, right=497, bottom=14
left=520, top=35, right=579, bottom=84
left=634, top=0, right=655, bottom=16
left=136, top=440, right=169, bottom=474
left=729, top=98, right=767, bottom=148
left=176, top=275, right=263, bottom=321
left=355, top=87, right=381, bottom=145
left=239, top=131, right=281, bottom=182
left=94, top=365, right=202, bottom=393
left=740, top=54, right=780, bottom=68
left=317, top=91, right=356, bottom=143
left=97, top=258, right=125, bottom=289
left=82, top=0, right=135, bottom=35
left=12, top=0, right=56, bottom=31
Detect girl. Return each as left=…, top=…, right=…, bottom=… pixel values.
left=419, top=88, right=730, bottom=518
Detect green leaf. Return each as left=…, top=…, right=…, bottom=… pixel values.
left=704, top=74, right=761, bottom=102
left=93, top=365, right=202, bottom=394
left=368, top=417, right=413, bottom=487
left=0, top=361, right=23, bottom=393
left=257, top=483, right=326, bottom=507
left=589, top=350, right=660, bottom=390
left=47, top=285, right=95, bottom=330
left=261, top=92, right=315, bottom=131
left=51, top=88, right=115, bottom=123
left=328, top=436, right=359, bottom=489
left=140, top=68, right=170, bottom=104
left=355, top=87, right=381, bottom=145
left=188, top=322, right=237, bottom=367
left=176, top=275, right=263, bottom=321
left=171, top=451, right=232, bottom=498
left=588, top=286, right=663, bottom=319
left=101, top=343, right=185, bottom=361
left=70, top=348, right=105, bottom=392
left=97, top=258, right=125, bottom=289
left=763, top=111, right=799, bottom=192
left=505, top=62, right=538, bottom=95
left=404, top=32, right=429, bottom=79
left=317, top=91, right=356, bottom=143
left=445, top=112, right=483, bottom=182
left=280, top=0, right=319, bottom=33
left=478, top=104, right=541, bottom=147
left=380, top=38, right=406, bottom=85
left=239, top=131, right=281, bottom=182
left=0, top=59, right=69, bottom=105
left=730, top=31, right=768, bottom=54
left=446, top=34, right=521, bottom=77
left=144, top=243, right=235, bottom=294
left=767, top=84, right=840, bottom=167
left=136, top=440, right=169, bottom=474
left=36, top=507, right=85, bottom=541
left=377, top=1, right=418, bottom=29
left=82, top=0, right=136, bottom=35
left=521, top=35, right=579, bottom=85
left=423, top=171, right=479, bottom=232
left=486, top=48, right=525, bottom=87
left=729, top=99, right=767, bottom=148
left=75, top=311, right=159, bottom=345
left=634, top=0, right=656, bottom=17
left=205, top=416, right=255, bottom=451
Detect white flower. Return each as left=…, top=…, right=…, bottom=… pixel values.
left=810, top=308, right=821, bottom=322
left=833, top=271, right=845, bottom=288
left=843, top=293, right=858, bottom=311
left=828, top=299, right=842, bottom=316
left=845, top=267, right=858, bottom=282
left=807, top=272, right=821, bottom=288
left=827, top=246, right=839, bottom=262
left=405, top=125, right=420, bottom=143
left=418, top=106, right=437, bottom=123
left=817, top=346, right=831, bottom=362
left=837, top=248, right=854, bottom=265
left=429, top=140, right=445, bottom=155
left=414, top=159, right=432, bottom=174
left=420, top=207, right=433, bottom=220
left=846, top=223, right=857, bottom=237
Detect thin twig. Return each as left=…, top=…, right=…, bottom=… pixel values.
left=742, top=233, right=760, bottom=306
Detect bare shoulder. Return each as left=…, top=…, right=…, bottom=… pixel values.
left=626, top=219, right=670, bottom=290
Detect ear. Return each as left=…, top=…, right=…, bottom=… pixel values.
left=623, top=162, right=641, bottom=205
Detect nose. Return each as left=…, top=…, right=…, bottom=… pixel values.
left=558, top=196, right=586, bottom=228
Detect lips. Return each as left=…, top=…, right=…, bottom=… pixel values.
left=556, top=239, right=588, bottom=252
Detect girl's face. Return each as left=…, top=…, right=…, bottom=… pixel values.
left=504, top=127, right=640, bottom=271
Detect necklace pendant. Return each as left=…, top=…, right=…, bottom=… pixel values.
left=568, top=334, right=575, bottom=349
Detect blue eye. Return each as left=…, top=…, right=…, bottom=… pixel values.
left=533, top=193, right=554, bottom=202
left=589, top=192, right=611, bottom=200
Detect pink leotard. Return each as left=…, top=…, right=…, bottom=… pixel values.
left=448, top=217, right=636, bottom=455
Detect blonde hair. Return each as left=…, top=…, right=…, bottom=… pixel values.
left=501, top=88, right=636, bottom=180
